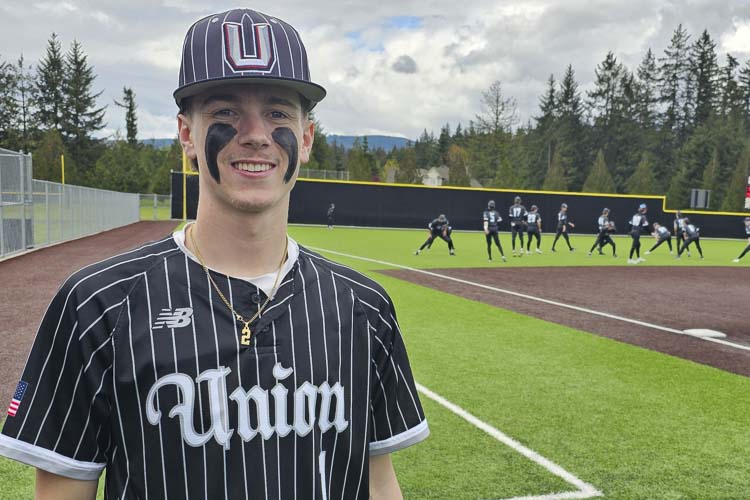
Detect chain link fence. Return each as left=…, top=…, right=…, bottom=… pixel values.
left=1, top=149, right=141, bottom=259
left=298, top=168, right=349, bottom=180
left=139, top=193, right=173, bottom=220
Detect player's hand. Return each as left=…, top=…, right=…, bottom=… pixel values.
left=484, top=229, right=489, bottom=235
left=569, top=223, right=575, bottom=228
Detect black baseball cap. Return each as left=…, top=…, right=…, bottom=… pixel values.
left=174, top=9, right=326, bottom=109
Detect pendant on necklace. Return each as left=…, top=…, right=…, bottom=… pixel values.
left=241, top=323, right=251, bottom=345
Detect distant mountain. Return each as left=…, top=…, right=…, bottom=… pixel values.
left=140, top=138, right=176, bottom=149
left=326, top=135, right=411, bottom=150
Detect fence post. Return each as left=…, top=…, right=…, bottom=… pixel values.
left=19, top=156, right=26, bottom=250
left=45, top=182, right=50, bottom=246
left=153, top=193, right=158, bottom=220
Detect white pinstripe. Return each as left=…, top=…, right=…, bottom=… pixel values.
left=126, top=297, right=149, bottom=499
left=327, top=271, right=342, bottom=494
left=73, top=365, right=112, bottom=459
left=206, top=272, right=228, bottom=499
left=143, top=273, right=168, bottom=499
left=164, top=257, right=189, bottom=499
left=287, top=305, right=298, bottom=499
left=182, top=254, right=209, bottom=499
left=111, top=320, right=131, bottom=498
left=226, top=279, right=250, bottom=499
left=371, top=333, right=408, bottom=429
left=300, top=271, right=316, bottom=496
left=339, top=291, right=355, bottom=500
left=353, top=308, right=372, bottom=498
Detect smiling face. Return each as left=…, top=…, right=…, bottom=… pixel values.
left=178, top=84, right=314, bottom=214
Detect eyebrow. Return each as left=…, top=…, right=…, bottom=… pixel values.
left=201, top=95, right=240, bottom=107
left=200, top=94, right=299, bottom=110
left=265, top=96, right=298, bottom=108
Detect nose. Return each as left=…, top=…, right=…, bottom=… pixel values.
left=235, top=112, right=271, bottom=149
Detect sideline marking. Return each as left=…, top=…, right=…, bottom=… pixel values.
left=309, top=247, right=750, bottom=353
left=417, top=382, right=602, bottom=500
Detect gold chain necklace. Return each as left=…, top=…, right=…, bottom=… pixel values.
left=189, top=224, right=288, bottom=346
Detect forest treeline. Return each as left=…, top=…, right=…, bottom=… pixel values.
left=0, top=26, right=748, bottom=210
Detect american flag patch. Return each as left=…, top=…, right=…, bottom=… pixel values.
left=7, top=381, right=28, bottom=417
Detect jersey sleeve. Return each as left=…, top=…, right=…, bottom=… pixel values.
left=367, top=299, right=429, bottom=456
left=0, top=275, right=118, bottom=480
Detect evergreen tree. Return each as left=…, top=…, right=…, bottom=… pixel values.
left=658, top=25, right=692, bottom=138
left=437, top=123, right=451, bottom=164
left=306, top=116, right=331, bottom=170
left=718, top=54, right=743, bottom=119
left=0, top=55, right=19, bottom=149
left=555, top=64, right=588, bottom=190
left=635, top=48, right=659, bottom=129
left=543, top=148, right=569, bottom=191
left=34, top=33, right=66, bottom=133
left=701, top=147, right=721, bottom=209
left=15, top=55, right=36, bottom=152
left=690, top=30, right=719, bottom=129
left=582, top=149, right=617, bottom=193
left=346, top=138, right=371, bottom=181
left=414, top=129, right=436, bottom=169
left=720, top=141, right=750, bottom=211
left=626, top=152, right=659, bottom=194
left=739, top=60, right=750, bottom=126
left=445, top=144, right=470, bottom=186
left=62, top=39, right=106, bottom=182
left=114, top=86, right=138, bottom=146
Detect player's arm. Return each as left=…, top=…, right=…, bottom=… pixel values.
left=36, top=469, right=97, bottom=500
left=369, top=454, right=403, bottom=500
left=483, top=219, right=489, bottom=234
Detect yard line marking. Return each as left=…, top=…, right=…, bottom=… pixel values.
left=417, top=383, right=602, bottom=500
left=308, top=247, right=750, bottom=353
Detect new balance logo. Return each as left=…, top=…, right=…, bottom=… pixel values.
left=153, top=307, right=194, bottom=329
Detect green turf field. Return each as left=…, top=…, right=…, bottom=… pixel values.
left=1, top=224, right=748, bottom=499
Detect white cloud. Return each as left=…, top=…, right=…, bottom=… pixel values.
left=721, top=18, right=750, bottom=56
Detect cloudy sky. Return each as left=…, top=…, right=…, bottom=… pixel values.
left=1, top=0, right=749, bottom=141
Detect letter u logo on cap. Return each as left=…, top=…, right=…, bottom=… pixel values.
left=223, top=19, right=276, bottom=72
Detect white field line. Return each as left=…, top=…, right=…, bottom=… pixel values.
left=417, top=383, right=602, bottom=500
left=308, top=247, right=750, bottom=353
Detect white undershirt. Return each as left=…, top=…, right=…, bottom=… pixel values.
left=173, top=223, right=299, bottom=299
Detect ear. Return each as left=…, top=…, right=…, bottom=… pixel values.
left=298, top=119, right=315, bottom=165
left=178, top=113, right=198, bottom=168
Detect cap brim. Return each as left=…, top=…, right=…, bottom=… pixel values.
left=174, top=75, right=326, bottom=110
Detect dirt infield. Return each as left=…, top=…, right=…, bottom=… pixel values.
left=381, top=266, right=750, bottom=377
left=0, top=221, right=176, bottom=400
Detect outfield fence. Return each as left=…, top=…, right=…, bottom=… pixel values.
left=1, top=150, right=140, bottom=259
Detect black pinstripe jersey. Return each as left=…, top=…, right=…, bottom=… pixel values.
left=0, top=233, right=428, bottom=499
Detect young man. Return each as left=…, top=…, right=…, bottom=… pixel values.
left=508, top=196, right=528, bottom=256
left=677, top=218, right=704, bottom=259
left=483, top=200, right=507, bottom=262
left=0, top=9, right=428, bottom=500
left=627, top=203, right=650, bottom=264
left=326, top=202, right=335, bottom=229
left=732, top=217, right=750, bottom=262
left=525, top=205, right=543, bottom=254
left=415, top=214, right=455, bottom=255
left=551, top=203, right=575, bottom=252
left=645, top=222, right=673, bottom=255
left=588, top=208, right=616, bottom=257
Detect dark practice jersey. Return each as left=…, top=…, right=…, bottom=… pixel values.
left=597, top=216, right=610, bottom=233
left=674, top=216, right=686, bottom=233
left=0, top=232, right=428, bottom=499
left=526, top=212, right=541, bottom=230
left=629, top=213, right=649, bottom=233
left=556, top=212, right=570, bottom=229
left=685, top=224, right=700, bottom=237
left=429, top=218, right=449, bottom=233
left=508, top=204, right=527, bottom=226
left=326, top=206, right=335, bottom=217
left=483, top=210, right=502, bottom=231
left=745, top=222, right=750, bottom=236
left=656, top=226, right=670, bottom=238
